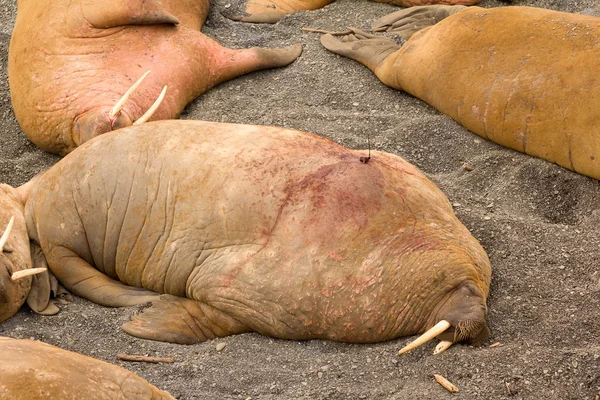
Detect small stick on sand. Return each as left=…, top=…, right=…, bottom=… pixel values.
left=505, top=382, right=512, bottom=395
left=116, top=354, right=174, bottom=364
left=301, top=27, right=353, bottom=35
left=490, top=342, right=504, bottom=348
left=434, top=374, right=459, bottom=393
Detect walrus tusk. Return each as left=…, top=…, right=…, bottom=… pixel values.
left=398, top=320, right=451, bottom=355
left=0, top=216, right=15, bottom=253
left=433, top=340, right=454, bottom=355
left=109, top=70, right=152, bottom=119
left=133, top=85, right=167, bottom=125
left=11, top=267, right=47, bottom=281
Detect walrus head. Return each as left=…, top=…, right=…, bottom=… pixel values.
left=0, top=179, right=50, bottom=323
left=71, top=70, right=167, bottom=150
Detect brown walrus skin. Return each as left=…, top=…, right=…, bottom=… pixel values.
left=0, top=337, right=175, bottom=399
left=222, top=0, right=513, bottom=24
left=8, top=0, right=302, bottom=156
left=0, top=120, right=491, bottom=349
left=321, top=6, right=600, bottom=180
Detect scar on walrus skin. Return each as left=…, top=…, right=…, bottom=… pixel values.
left=0, top=120, right=491, bottom=355
left=320, top=6, right=600, bottom=181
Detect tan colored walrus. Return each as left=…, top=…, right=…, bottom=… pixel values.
left=0, top=337, right=174, bottom=399
left=223, top=0, right=488, bottom=24
left=321, top=6, right=600, bottom=180
left=8, top=0, right=302, bottom=155
left=0, top=120, right=491, bottom=355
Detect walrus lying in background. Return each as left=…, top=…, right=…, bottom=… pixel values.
left=8, top=0, right=302, bottom=155
left=0, top=120, right=491, bottom=355
left=0, top=337, right=175, bottom=399
left=320, top=6, right=600, bottom=180
left=222, top=0, right=509, bottom=24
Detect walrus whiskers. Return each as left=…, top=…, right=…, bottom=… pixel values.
left=433, top=340, right=454, bottom=355
left=0, top=216, right=14, bottom=253
left=109, top=70, right=152, bottom=119
left=398, top=320, right=451, bottom=355
left=133, top=86, right=167, bottom=126
left=11, top=268, right=47, bottom=281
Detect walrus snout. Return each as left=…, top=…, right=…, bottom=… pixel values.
left=433, top=282, right=490, bottom=344
left=72, top=107, right=133, bottom=149
left=0, top=257, right=32, bottom=323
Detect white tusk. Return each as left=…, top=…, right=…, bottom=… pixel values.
left=109, top=70, right=152, bottom=119
left=0, top=216, right=15, bottom=253
left=133, top=85, right=167, bottom=126
left=398, top=320, right=451, bottom=355
left=11, top=268, right=47, bottom=281
left=433, top=340, right=454, bottom=355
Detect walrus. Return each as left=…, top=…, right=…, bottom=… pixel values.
left=0, top=337, right=175, bottom=399
left=0, top=120, right=491, bottom=355
left=8, top=0, right=302, bottom=156
left=222, top=0, right=493, bottom=24
left=320, top=5, right=600, bottom=180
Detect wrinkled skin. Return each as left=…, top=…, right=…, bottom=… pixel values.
left=8, top=0, right=302, bottom=155
left=221, top=0, right=508, bottom=24
left=0, top=337, right=175, bottom=399
left=0, top=182, right=63, bottom=324
left=321, top=6, right=600, bottom=180
left=13, top=120, right=491, bottom=346
left=0, top=186, right=31, bottom=323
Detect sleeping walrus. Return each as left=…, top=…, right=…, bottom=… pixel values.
left=321, top=6, right=600, bottom=180
left=0, top=337, right=174, bottom=399
left=8, top=0, right=301, bottom=155
left=0, top=120, right=491, bottom=355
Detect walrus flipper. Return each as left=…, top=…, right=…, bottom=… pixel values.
left=81, top=0, right=180, bottom=29
left=122, top=295, right=249, bottom=344
left=26, top=244, right=62, bottom=316
left=222, top=0, right=333, bottom=24
left=47, top=247, right=160, bottom=307
left=321, top=29, right=399, bottom=78
left=372, top=5, right=468, bottom=40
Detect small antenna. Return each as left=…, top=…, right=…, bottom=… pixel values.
left=360, top=131, right=371, bottom=164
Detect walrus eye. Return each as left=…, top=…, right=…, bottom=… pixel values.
left=2, top=246, right=13, bottom=253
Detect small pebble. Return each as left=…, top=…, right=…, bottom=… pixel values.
left=216, top=343, right=226, bottom=351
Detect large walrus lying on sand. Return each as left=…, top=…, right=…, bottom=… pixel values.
left=222, top=0, right=505, bottom=24
left=0, top=120, right=491, bottom=355
left=8, top=0, right=301, bottom=155
left=321, top=6, right=600, bottom=180
left=0, top=337, right=175, bottom=399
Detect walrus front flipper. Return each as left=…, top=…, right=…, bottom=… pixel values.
left=321, top=29, right=400, bottom=80
left=122, top=295, right=250, bottom=344
left=48, top=247, right=159, bottom=307
left=81, top=0, right=179, bottom=29
left=222, top=0, right=333, bottom=24
left=372, top=5, right=468, bottom=40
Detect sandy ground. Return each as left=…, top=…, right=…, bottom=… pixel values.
left=1, top=0, right=600, bottom=399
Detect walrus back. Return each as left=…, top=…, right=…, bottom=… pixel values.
left=396, top=6, right=600, bottom=179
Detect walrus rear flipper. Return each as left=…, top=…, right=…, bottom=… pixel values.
left=372, top=5, right=468, bottom=40
left=222, top=0, right=333, bottom=24
left=81, top=0, right=180, bottom=29
left=122, top=295, right=249, bottom=344
left=320, top=29, right=400, bottom=84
